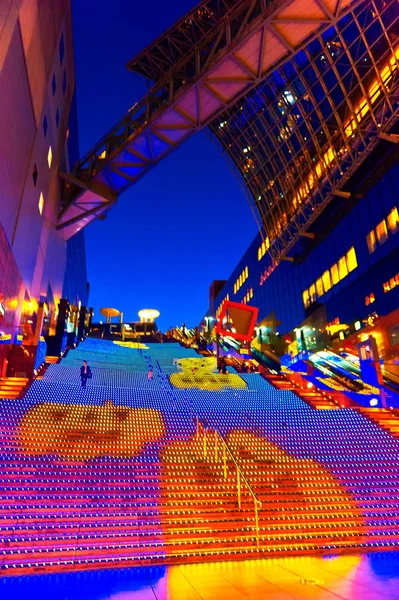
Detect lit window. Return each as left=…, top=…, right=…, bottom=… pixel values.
left=38, top=192, right=44, bottom=215
left=376, top=219, right=388, bottom=244
left=331, top=264, right=339, bottom=285
left=365, top=293, right=375, bottom=306
left=303, top=290, right=310, bottom=308
left=322, top=270, right=331, bottom=293
left=316, top=278, right=324, bottom=298
left=367, top=230, right=377, bottom=254
left=258, top=238, right=270, bottom=261
left=383, top=281, right=391, bottom=293
left=309, top=284, right=316, bottom=303
left=338, top=256, right=348, bottom=280
left=346, top=246, right=358, bottom=272
left=245, top=266, right=248, bottom=279
left=47, top=146, right=52, bottom=168
left=387, top=207, right=398, bottom=234
left=283, top=90, right=295, bottom=105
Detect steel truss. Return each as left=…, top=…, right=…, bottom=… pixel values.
left=59, top=0, right=364, bottom=240
left=211, top=0, right=399, bottom=263
left=127, top=0, right=247, bottom=82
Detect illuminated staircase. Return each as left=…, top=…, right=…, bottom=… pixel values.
left=45, top=356, right=59, bottom=364
left=261, top=368, right=338, bottom=409
left=357, top=408, right=399, bottom=438
left=1, top=339, right=399, bottom=576
left=0, top=377, right=29, bottom=400
left=0, top=412, right=257, bottom=572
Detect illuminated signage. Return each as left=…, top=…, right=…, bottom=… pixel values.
left=260, top=263, right=277, bottom=286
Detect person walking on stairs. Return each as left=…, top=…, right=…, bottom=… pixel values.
left=80, top=360, right=92, bottom=389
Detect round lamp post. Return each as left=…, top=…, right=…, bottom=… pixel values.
left=138, top=309, right=160, bottom=324
left=138, top=309, right=160, bottom=336
left=100, top=308, right=120, bottom=324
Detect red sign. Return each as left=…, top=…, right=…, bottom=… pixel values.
left=215, top=300, right=258, bottom=342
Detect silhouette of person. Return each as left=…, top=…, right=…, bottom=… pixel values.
left=80, top=360, right=92, bottom=389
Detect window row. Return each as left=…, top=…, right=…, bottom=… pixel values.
left=234, top=267, right=248, bottom=294
left=383, top=272, right=399, bottom=293
left=367, top=207, right=399, bottom=253
left=302, top=247, right=358, bottom=308
left=216, top=294, right=229, bottom=318
left=257, top=237, right=270, bottom=261
left=242, top=288, right=254, bottom=304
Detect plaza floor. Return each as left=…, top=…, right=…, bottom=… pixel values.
left=2, top=552, right=399, bottom=600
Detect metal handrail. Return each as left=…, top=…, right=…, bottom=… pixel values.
left=196, top=415, right=262, bottom=550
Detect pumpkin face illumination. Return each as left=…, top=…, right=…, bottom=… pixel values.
left=160, top=429, right=365, bottom=545
left=19, top=401, right=165, bottom=461
left=170, top=357, right=247, bottom=391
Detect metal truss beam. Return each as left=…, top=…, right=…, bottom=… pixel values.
left=59, top=0, right=364, bottom=240
left=127, top=0, right=247, bottom=82
left=269, top=90, right=399, bottom=263
left=378, top=132, right=399, bottom=143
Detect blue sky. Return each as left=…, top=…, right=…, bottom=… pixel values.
left=73, top=0, right=257, bottom=330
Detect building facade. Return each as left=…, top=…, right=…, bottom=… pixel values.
left=210, top=163, right=399, bottom=347
left=0, top=0, right=88, bottom=368
left=207, top=0, right=399, bottom=358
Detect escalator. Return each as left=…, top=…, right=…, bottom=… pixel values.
left=218, top=336, right=281, bottom=372
left=306, top=352, right=364, bottom=392
left=251, top=346, right=281, bottom=373
left=340, top=351, right=399, bottom=394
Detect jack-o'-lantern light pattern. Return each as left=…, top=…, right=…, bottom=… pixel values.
left=19, top=401, right=165, bottom=461
left=170, top=357, right=247, bottom=391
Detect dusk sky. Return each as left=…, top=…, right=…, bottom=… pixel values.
left=73, top=0, right=257, bottom=330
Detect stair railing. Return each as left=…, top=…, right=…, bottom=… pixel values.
left=196, top=416, right=262, bottom=550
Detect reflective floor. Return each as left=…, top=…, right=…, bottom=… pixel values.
left=2, top=552, right=399, bottom=600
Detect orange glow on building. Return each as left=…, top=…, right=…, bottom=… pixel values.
left=292, top=45, right=399, bottom=213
